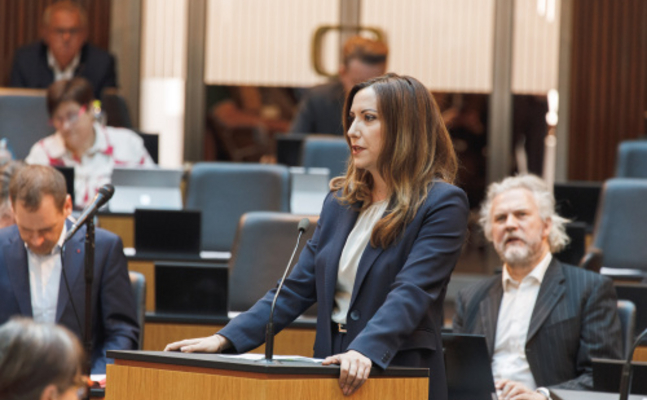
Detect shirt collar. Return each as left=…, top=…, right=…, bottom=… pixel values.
left=24, top=222, right=68, bottom=257
left=502, top=252, right=553, bottom=290
left=47, top=50, right=80, bottom=78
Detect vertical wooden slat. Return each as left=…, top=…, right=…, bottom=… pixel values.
left=568, top=0, right=647, bottom=180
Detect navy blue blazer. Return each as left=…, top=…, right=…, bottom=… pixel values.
left=10, top=41, right=117, bottom=98
left=0, top=221, right=139, bottom=374
left=220, top=181, right=469, bottom=400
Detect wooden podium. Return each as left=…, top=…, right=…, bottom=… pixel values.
left=106, top=350, right=429, bottom=400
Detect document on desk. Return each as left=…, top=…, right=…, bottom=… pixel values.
left=218, top=354, right=325, bottom=363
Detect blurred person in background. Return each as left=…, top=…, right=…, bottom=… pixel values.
left=290, top=36, right=388, bottom=135
left=26, top=77, right=155, bottom=208
left=0, top=161, right=25, bottom=229
left=10, top=1, right=117, bottom=99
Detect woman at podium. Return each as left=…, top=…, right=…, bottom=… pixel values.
left=166, top=73, right=469, bottom=400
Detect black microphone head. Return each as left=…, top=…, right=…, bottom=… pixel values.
left=98, top=184, right=115, bottom=199
left=298, top=218, right=310, bottom=233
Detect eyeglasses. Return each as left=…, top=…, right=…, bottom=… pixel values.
left=50, top=105, right=88, bottom=127
left=51, top=27, right=82, bottom=37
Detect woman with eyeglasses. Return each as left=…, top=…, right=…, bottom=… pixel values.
left=25, top=77, right=155, bottom=208
left=0, top=317, right=90, bottom=400
left=166, top=74, right=469, bottom=400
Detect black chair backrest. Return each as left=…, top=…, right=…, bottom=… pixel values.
left=616, top=139, right=647, bottom=178
left=186, top=162, right=291, bottom=252
left=228, top=212, right=318, bottom=317
left=553, top=181, right=602, bottom=230
left=133, top=130, right=159, bottom=164
left=101, top=89, right=133, bottom=129
left=128, top=271, right=146, bottom=350
left=617, top=299, right=637, bottom=358
left=591, top=178, right=647, bottom=272
left=0, top=88, right=54, bottom=159
left=301, top=137, right=350, bottom=179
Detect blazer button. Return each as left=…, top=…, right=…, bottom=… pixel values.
left=350, top=310, right=360, bottom=321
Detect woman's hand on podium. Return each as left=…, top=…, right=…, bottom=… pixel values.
left=322, top=350, right=372, bottom=396
left=164, top=334, right=231, bottom=353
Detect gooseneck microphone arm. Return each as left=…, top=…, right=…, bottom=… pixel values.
left=64, top=184, right=115, bottom=243
left=619, top=328, right=647, bottom=400
left=263, top=218, right=310, bottom=363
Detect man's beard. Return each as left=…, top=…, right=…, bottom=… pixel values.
left=495, top=233, right=543, bottom=267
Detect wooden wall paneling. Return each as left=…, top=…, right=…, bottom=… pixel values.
left=568, top=0, right=647, bottom=181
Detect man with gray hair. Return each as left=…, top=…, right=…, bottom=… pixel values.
left=10, top=1, right=117, bottom=98
left=453, top=174, right=622, bottom=400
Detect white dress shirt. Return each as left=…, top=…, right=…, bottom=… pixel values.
left=28, top=225, right=67, bottom=324
left=47, top=50, right=80, bottom=82
left=331, top=200, right=388, bottom=324
left=491, top=252, right=553, bottom=389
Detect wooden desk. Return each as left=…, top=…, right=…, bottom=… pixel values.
left=106, top=350, right=428, bottom=400
left=98, top=213, right=134, bottom=248
left=143, top=314, right=317, bottom=357
left=126, top=253, right=228, bottom=312
left=552, top=389, right=646, bottom=400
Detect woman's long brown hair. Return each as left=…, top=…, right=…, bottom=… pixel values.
left=331, top=73, right=457, bottom=248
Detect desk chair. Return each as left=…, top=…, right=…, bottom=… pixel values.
left=616, top=140, right=647, bottom=178
left=0, top=88, right=54, bottom=159
left=228, top=212, right=318, bottom=317
left=129, top=271, right=147, bottom=350
left=301, top=137, right=350, bottom=179
left=617, top=300, right=637, bottom=358
left=185, top=162, right=290, bottom=252
left=101, top=88, right=133, bottom=129
left=582, top=179, right=647, bottom=279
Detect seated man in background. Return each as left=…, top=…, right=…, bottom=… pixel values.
left=0, top=161, right=24, bottom=229
left=26, top=77, right=155, bottom=208
left=0, top=317, right=87, bottom=400
left=453, top=174, right=622, bottom=399
left=289, top=35, right=388, bottom=135
left=0, top=165, right=139, bottom=373
left=10, top=1, right=117, bottom=99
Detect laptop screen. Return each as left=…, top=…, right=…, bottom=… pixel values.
left=442, top=333, right=498, bottom=400
left=155, top=261, right=228, bottom=317
left=135, top=209, right=201, bottom=255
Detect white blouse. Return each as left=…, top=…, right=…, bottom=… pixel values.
left=331, top=200, right=388, bottom=324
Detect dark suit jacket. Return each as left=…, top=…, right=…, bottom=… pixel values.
left=0, top=221, right=139, bottom=374
left=289, top=80, right=345, bottom=135
left=453, top=258, right=622, bottom=390
left=220, top=182, right=469, bottom=400
left=10, top=41, right=117, bottom=98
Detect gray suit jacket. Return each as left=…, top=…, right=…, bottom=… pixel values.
left=453, top=258, right=622, bottom=390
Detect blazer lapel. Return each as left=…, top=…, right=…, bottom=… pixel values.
left=56, top=222, right=85, bottom=322
left=349, top=244, right=385, bottom=307
left=526, top=258, right=565, bottom=343
left=324, top=204, right=360, bottom=313
left=4, top=233, right=32, bottom=317
left=479, top=279, right=503, bottom=356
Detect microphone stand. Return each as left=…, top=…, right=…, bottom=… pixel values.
left=259, top=227, right=306, bottom=364
left=82, top=218, right=94, bottom=400
left=619, top=328, right=647, bottom=400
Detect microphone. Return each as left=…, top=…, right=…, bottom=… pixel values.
left=262, top=218, right=310, bottom=363
left=619, top=328, right=647, bottom=400
left=64, top=184, right=115, bottom=243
